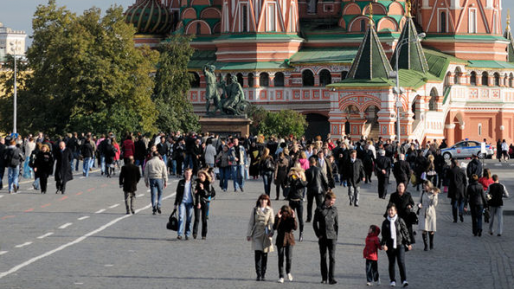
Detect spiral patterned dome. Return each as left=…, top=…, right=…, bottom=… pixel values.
left=125, top=0, right=173, bottom=35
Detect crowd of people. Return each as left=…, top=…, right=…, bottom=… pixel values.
left=0, top=130, right=511, bottom=286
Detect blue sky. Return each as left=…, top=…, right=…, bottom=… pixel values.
left=1, top=0, right=514, bottom=48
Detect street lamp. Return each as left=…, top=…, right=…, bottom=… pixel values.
left=10, top=40, right=20, bottom=134
left=391, top=32, right=426, bottom=150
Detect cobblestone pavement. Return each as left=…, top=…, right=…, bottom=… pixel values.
left=0, top=160, right=512, bottom=288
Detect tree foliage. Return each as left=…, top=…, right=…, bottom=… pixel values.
left=153, top=35, right=199, bottom=133
left=249, top=106, right=307, bottom=138
left=1, top=0, right=159, bottom=136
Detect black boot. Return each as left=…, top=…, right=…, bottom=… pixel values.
left=255, top=251, right=262, bottom=281
left=422, top=232, right=428, bottom=251
left=261, top=252, right=268, bottom=281
left=429, top=233, right=434, bottom=250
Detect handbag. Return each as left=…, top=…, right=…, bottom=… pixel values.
left=410, top=174, right=417, bottom=186
left=166, top=209, right=179, bottom=231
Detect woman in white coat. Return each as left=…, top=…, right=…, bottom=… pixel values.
left=247, top=194, right=275, bottom=281
left=418, top=180, right=439, bottom=251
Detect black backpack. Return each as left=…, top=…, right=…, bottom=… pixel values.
left=4, top=148, right=21, bottom=168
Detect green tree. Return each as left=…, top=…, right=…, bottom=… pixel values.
left=0, top=55, right=29, bottom=132
left=250, top=108, right=307, bottom=138
left=153, top=35, right=199, bottom=133
left=15, top=0, right=159, bottom=136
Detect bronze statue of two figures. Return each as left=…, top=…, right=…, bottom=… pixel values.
left=203, top=65, right=251, bottom=116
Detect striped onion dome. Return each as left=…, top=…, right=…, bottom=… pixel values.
left=125, top=0, right=173, bottom=34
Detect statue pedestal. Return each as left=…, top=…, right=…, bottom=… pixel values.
left=199, top=115, right=252, bottom=136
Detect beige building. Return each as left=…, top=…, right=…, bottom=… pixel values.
left=0, top=22, right=26, bottom=62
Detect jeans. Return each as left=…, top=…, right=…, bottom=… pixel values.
left=135, top=159, right=144, bottom=176
left=171, top=160, right=177, bottom=175
left=262, top=171, right=273, bottom=196
left=89, top=157, right=95, bottom=169
left=470, top=204, right=484, bottom=235
left=83, top=157, right=91, bottom=177
left=386, top=245, right=407, bottom=283
left=74, top=152, right=80, bottom=171
left=219, top=166, right=230, bottom=191
left=162, top=155, right=168, bottom=170
left=451, top=198, right=465, bottom=221
left=289, top=200, right=304, bottom=233
left=318, top=238, right=336, bottom=282
left=0, top=166, right=5, bottom=189
left=8, top=166, right=19, bottom=192
left=149, top=179, right=164, bottom=210
left=185, top=154, right=193, bottom=170
left=178, top=202, right=194, bottom=237
left=100, top=155, right=106, bottom=174
left=489, top=206, right=503, bottom=235
left=366, top=259, right=379, bottom=283
left=231, top=164, right=245, bottom=191
left=277, top=245, right=293, bottom=278
left=348, top=185, right=361, bottom=206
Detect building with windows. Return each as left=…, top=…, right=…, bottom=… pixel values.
left=125, top=0, right=514, bottom=144
left=0, top=22, right=26, bottom=62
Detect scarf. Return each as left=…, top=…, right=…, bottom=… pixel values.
left=387, top=214, right=398, bottom=249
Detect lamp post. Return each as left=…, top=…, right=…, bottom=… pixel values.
left=10, top=40, right=20, bottom=134
left=392, top=33, right=426, bottom=150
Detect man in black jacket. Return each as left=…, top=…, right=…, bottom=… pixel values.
left=54, top=141, right=73, bottom=194
left=345, top=150, right=365, bottom=207
left=119, top=156, right=141, bottom=214
left=313, top=192, right=338, bottom=285
left=375, top=149, right=392, bottom=199
left=466, top=154, right=483, bottom=180
left=393, top=154, right=411, bottom=188
left=448, top=159, right=467, bottom=223
left=305, top=156, right=329, bottom=222
left=174, top=168, right=197, bottom=240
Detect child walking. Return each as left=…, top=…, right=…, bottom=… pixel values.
left=363, top=225, right=382, bottom=286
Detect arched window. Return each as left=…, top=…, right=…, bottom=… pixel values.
left=360, top=19, right=366, bottom=32
left=454, top=67, right=461, bottom=85
left=482, top=72, right=489, bottom=86
left=248, top=73, right=254, bottom=87
left=259, top=72, right=269, bottom=87
left=510, top=73, right=514, bottom=87
left=470, top=71, right=477, bottom=85
left=341, top=71, right=348, bottom=80
left=429, top=88, right=438, bottom=111
left=440, top=11, right=447, bottom=33
left=237, top=73, right=244, bottom=86
left=274, top=72, right=284, bottom=87
left=319, top=69, right=332, bottom=86
left=196, top=22, right=202, bottom=35
left=190, top=72, right=200, bottom=88
left=494, top=73, right=500, bottom=86
left=302, top=69, right=315, bottom=86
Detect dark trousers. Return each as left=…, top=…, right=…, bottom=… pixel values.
left=0, top=166, right=4, bottom=189
left=254, top=250, right=268, bottom=278
left=262, top=172, right=273, bottom=196
left=306, top=191, right=323, bottom=221
left=56, top=179, right=67, bottom=193
left=377, top=174, right=388, bottom=198
left=40, top=175, right=49, bottom=193
left=277, top=245, right=293, bottom=278
left=276, top=182, right=288, bottom=199
left=471, top=204, right=484, bottom=235
left=366, top=259, right=379, bottom=283
left=193, top=203, right=208, bottom=237
left=386, top=246, right=407, bottom=283
left=318, top=238, right=336, bottom=282
left=124, top=191, right=135, bottom=211
left=176, top=158, right=183, bottom=176
left=289, top=200, right=304, bottom=233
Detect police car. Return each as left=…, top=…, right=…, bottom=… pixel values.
left=441, top=140, right=494, bottom=160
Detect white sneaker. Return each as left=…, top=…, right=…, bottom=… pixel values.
left=287, top=273, right=293, bottom=281
left=402, top=280, right=409, bottom=287
left=278, top=278, right=284, bottom=283
left=390, top=281, right=396, bottom=287
left=367, top=282, right=373, bottom=286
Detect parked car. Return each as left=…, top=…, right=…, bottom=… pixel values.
left=441, top=140, right=494, bottom=160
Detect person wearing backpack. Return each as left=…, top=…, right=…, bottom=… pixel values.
left=5, top=137, right=24, bottom=194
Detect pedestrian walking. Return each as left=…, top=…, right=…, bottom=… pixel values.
left=448, top=159, right=467, bottom=223
left=81, top=135, right=94, bottom=177
left=0, top=137, right=6, bottom=190
left=144, top=152, right=168, bottom=215
left=305, top=156, right=329, bottom=222
left=4, top=137, right=24, bottom=194
left=418, top=181, right=439, bottom=250
left=230, top=138, right=246, bottom=192
left=363, top=224, right=382, bottom=286
left=247, top=194, right=275, bottom=281
left=193, top=169, right=213, bottom=240
left=393, top=154, right=411, bottom=189
left=381, top=204, right=412, bottom=287
left=259, top=147, right=275, bottom=197
left=273, top=205, right=297, bottom=283
left=345, top=150, right=366, bottom=207
left=287, top=163, right=307, bottom=242
left=216, top=145, right=231, bottom=192
left=54, top=141, right=73, bottom=194
left=313, top=191, right=338, bottom=285
left=174, top=168, right=196, bottom=240
left=388, top=183, right=416, bottom=244
left=375, top=149, right=391, bottom=199
left=486, top=175, right=509, bottom=236
left=119, top=156, right=141, bottom=214
left=33, top=144, right=53, bottom=194
left=274, top=152, right=289, bottom=200
left=466, top=174, right=487, bottom=237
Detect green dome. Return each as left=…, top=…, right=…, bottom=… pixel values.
left=125, top=0, right=173, bottom=35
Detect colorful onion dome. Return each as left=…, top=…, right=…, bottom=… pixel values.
left=125, top=0, right=173, bottom=35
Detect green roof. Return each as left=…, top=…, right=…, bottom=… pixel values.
left=188, top=50, right=291, bottom=71
left=424, top=34, right=508, bottom=41
left=391, top=16, right=429, bottom=74
left=504, top=27, right=514, bottom=62
left=348, top=22, right=393, bottom=80
left=467, top=60, right=514, bottom=69
left=214, top=33, right=303, bottom=41
left=288, top=47, right=358, bottom=65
